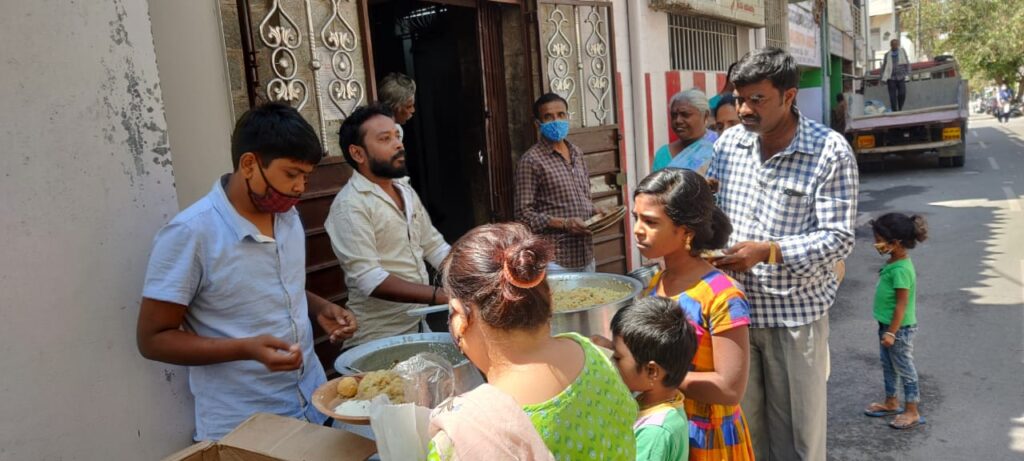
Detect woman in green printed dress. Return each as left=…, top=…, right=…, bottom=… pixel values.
left=427, top=223, right=637, bottom=461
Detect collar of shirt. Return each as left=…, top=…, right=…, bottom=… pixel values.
left=350, top=170, right=415, bottom=224
left=209, top=174, right=296, bottom=242
left=734, top=110, right=818, bottom=160
left=536, top=135, right=583, bottom=165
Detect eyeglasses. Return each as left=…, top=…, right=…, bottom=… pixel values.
left=733, top=94, right=771, bottom=108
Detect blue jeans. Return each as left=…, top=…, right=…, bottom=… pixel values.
left=879, top=322, right=920, bottom=403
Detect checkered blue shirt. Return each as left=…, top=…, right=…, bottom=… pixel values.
left=708, top=113, right=859, bottom=328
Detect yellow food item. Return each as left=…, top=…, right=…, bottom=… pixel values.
left=354, top=370, right=406, bottom=403
left=552, top=286, right=629, bottom=312
left=336, top=376, right=358, bottom=398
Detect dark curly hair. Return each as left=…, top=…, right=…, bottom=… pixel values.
left=871, top=213, right=928, bottom=249
left=611, top=296, right=698, bottom=388
left=634, top=168, right=732, bottom=254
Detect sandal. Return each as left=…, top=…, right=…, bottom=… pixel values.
left=889, top=415, right=926, bottom=430
left=864, top=402, right=903, bottom=417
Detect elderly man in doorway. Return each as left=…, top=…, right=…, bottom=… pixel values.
left=880, top=39, right=911, bottom=112
left=708, top=47, right=858, bottom=460
left=515, top=92, right=600, bottom=273
left=378, top=72, right=416, bottom=140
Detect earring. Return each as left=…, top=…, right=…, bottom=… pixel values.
left=685, top=235, right=693, bottom=252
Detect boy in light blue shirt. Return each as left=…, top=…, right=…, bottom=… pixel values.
left=137, top=103, right=358, bottom=440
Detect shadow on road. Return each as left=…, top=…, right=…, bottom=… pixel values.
left=827, top=143, right=1024, bottom=460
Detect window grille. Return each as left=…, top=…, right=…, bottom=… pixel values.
left=668, top=15, right=738, bottom=72
left=764, top=0, right=788, bottom=50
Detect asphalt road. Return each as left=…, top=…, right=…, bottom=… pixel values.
left=827, top=114, right=1024, bottom=460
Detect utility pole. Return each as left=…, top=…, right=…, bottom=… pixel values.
left=917, top=0, right=922, bottom=59
left=821, top=0, right=831, bottom=126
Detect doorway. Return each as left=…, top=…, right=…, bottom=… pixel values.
left=368, top=0, right=489, bottom=244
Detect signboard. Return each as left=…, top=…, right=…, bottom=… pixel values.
left=830, top=26, right=844, bottom=58
left=650, top=0, right=766, bottom=27
left=828, top=0, right=854, bottom=33
left=788, top=2, right=820, bottom=67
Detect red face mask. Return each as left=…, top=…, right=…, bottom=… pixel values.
left=246, top=161, right=301, bottom=213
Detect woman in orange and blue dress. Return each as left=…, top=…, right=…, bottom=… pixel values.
left=632, top=168, right=754, bottom=461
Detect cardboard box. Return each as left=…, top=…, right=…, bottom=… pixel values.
left=162, top=413, right=377, bottom=461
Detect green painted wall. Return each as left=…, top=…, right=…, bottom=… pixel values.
left=799, top=66, right=822, bottom=88
left=830, top=56, right=843, bottom=107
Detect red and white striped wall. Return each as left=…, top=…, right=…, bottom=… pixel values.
left=643, top=70, right=729, bottom=167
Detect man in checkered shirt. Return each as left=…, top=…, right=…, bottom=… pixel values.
left=515, top=93, right=599, bottom=272
left=709, top=48, right=859, bottom=460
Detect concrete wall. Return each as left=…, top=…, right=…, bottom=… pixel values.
left=149, top=0, right=235, bottom=209
left=0, top=0, right=194, bottom=459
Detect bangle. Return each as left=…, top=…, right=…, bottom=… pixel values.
left=767, top=242, right=778, bottom=265
left=883, top=332, right=896, bottom=339
left=431, top=286, right=438, bottom=305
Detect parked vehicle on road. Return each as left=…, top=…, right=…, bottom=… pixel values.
left=847, top=56, right=969, bottom=168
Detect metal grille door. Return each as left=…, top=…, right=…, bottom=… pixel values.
left=668, top=15, right=738, bottom=72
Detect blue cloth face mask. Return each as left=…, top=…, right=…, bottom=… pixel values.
left=539, top=119, right=570, bottom=142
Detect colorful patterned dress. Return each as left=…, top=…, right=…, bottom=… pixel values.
left=427, top=332, right=638, bottom=461
left=645, top=270, right=755, bottom=461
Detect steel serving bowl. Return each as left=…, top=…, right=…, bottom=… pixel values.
left=334, top=333, right=485, bottom=395
left=548, top=272, right=644, bottom=338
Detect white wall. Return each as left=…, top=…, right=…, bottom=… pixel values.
left=0, top=0, right=194, bottom=459
left=149, top=0, right=235, bottom=209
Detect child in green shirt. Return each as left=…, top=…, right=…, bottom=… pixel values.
left=608, top=296, right=698, bottom=460
left=863, top=213, right=928, bottom=430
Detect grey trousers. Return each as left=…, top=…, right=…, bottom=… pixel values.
left=742, top=314, right=830, bottom=461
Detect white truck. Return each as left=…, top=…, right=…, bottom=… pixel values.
left=847, top=56, right=969, bottom=168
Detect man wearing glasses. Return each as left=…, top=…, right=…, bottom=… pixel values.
left=708, top=48, right=859, bottom=460
left=514, top=93, right=599, bottom=273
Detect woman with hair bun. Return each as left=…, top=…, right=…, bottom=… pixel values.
left=631, top=168, right=754, bottom=460
left=426, top=223, right=636, bottom=461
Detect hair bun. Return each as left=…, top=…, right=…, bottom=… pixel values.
left=911, top=215, right=929, bottom=243
left=504, top=243, right=549, bottom=289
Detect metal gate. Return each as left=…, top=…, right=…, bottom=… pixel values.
left=534, top=0, right=629, bottom=273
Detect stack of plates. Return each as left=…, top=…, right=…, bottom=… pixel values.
left=584, top=205, right=627, bottom=233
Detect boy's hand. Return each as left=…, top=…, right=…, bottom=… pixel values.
left=247, top=335, right=303, bottom=372
left=317, top=303, right=358, bottom=343
left=880, top=334, right=896, bottom=348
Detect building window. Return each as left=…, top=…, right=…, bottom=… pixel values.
left=764, top=0, right=787, bottom=50
left=668, top=15, right=738, bottom=72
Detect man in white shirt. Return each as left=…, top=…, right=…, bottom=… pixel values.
left=326, top=104, right=451, bottom=348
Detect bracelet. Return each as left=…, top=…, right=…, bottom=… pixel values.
left=883, top=332, right=897, bottom=339
left=431, top=286, right=438, bottom=305
left=767, top=242, right=778, bottom=265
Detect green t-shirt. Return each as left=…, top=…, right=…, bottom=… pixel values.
left=634, top=395, right=689, bottom=461
left=873, top=258, right=917, bottom=326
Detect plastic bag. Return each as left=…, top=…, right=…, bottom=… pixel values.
left=392, top=352, right=457, bottom=409
left=369, top=352, right=456, bottom=461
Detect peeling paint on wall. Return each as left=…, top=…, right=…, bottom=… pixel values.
left=102, top=0, right=173, bottom=186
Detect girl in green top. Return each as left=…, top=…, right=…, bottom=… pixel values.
left=863, top=213, right=928, bottom=430
left=428, top=223, right=637, bottom=460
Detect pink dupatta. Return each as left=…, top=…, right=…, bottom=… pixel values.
left=428, top=384, right=554, bottom=461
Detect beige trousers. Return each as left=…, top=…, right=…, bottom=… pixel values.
left=742, top=314, right=830, bottom=461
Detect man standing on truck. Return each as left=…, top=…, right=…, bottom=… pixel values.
left=880, top=39, right=911, bottom=112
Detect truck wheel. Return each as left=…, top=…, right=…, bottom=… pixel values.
left=938, top=157, right=952, bottom=167
left=952, top=155, right=965, bottom=167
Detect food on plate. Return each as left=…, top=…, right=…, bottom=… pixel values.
left=354, top=370, right=407, bottom=403
left=552, top=286, right=630, bottom=312
left=334, top=399, right=371, bottom=417
left=336, top=376, right=358, bottom=398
